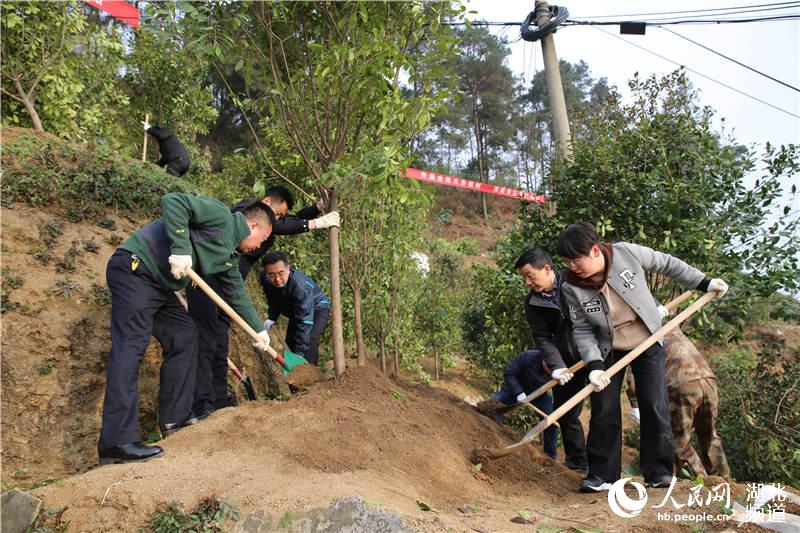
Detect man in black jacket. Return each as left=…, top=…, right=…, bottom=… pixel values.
left=515, top=248, right=588, bottom=472
left=143, top=122, right=191, bottom=177
left=259, top=251, right=331, bottom=365
left=186, top=186, right=339, bottom=416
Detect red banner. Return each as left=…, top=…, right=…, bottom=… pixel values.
left=83, top=0, right=140, bottom=28
left=404, top=168, right=545, bottom=203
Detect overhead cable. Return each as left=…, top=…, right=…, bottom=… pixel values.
left=578, top=1, right=800, bottom=19
left=592, top=26, right=800, bottom=119
left=661, top=27, right=800, bottom=93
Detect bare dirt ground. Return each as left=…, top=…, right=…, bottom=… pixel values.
left=27, top=364, right=759, bottom=532
left=3, top=201, right=789, bottom=532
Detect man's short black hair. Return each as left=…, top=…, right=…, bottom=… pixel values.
left=514, top=248, right=552, bottom=270
left=263, top=251, right=290, bottom=267
left=243, top=201, right=276, bottom=228
left=265, top=186, right=295, bottom=211
left=557, top=222, right=600, bottom=258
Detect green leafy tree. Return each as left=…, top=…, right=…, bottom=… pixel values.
left=519, top=59, right=612, bottom=197
left=463, top=69, right=798, bottom=378
left=446, top=26, right=516, bottom=218
left=172, top=1, right=462, bottom=374
left=1, top=1, right=128, bottom=142
left=126, top=13, right=219, bottom=172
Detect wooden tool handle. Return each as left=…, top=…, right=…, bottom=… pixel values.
left=227, top=358, right=245, bottom=381
left=496, top=290, right=695, bottom=416
left=665, top=290, right=693, bottom=313
left=507, top=290, right=719, bottom=450
left=186, top=268, right=288, bottom=369
left=142, top=112, right=149, bottom=162
left=525, top=403, right=560, bottom=428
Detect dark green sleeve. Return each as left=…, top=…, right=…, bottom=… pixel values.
left=160, top=192, right=232, bottom=256
left=222, top=265, right=263, bottom=332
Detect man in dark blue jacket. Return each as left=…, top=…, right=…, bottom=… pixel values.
left=492, top=349, right=558, bottom=460
left=144, top=123, right=191, bottom=177
left=186, top=186, right=339, bottom=416
left=259, top=251, right=331, bottom=366
left=515, top=248, right=588, bottom=472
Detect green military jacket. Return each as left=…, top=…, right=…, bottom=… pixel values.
left=121, top=192, right=262, bottom=331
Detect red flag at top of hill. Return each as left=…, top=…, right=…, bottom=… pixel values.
left=82, top=0, right=139, bottom=28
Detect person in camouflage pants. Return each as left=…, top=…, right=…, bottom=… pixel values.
left=663, top=329, right=730, bottom=478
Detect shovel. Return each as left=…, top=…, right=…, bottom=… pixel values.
left=227, top=358, right=257, bottom=401
left=185, top=268, right=309, bottom=375
left=493, top=290, right=695, bottom=417
left=174, top=288, right=265, bottom=396
left=477, top=289, right=718, bottom=460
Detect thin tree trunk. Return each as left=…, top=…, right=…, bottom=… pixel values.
left=20, top=92, right=44, bottom=133
left=379, top=337, right=386, bottom=374
left=392, top=337, right=400, bottom=378
left=327, top=188, right=346, bottom=376
left=353, top=284, right=366, bottom=366
left=471, top=89, right=488, bottom=220
left=434, top=352, right=440, bottom=381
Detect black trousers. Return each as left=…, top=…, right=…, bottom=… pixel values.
left=286, top=307, right=330, bottom=366
left=99, top=250, right=198, bottom=449
left=165, top=157, right=189, bottom=177
left=185, top=277, right=231, bottom=414
left=586, top=343, right=674, bottom=483
left=552, top=367, right=588, bottom=468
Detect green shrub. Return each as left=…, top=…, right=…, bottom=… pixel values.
left=436, top=208, right=453, bottom=225
left=711, top=338, right=799, bottom=486
left=1, top=127, right=191, bottom=218
left=142, top=497, right=239, bottom=533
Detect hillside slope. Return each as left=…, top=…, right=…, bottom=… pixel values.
left=1, top=127, right=773, bottom=532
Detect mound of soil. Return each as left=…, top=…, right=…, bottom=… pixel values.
left=30, top=366, right=581, bottom=531
left=29, top=365, right=761, bottom=532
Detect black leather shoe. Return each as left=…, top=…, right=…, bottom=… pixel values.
left=213, top=396, right=236, bottom=410
left=160, top=414, right=200, bottom=437
left=98, top=442, right=164, bottom=465
left=196, top=406, right=214, bottom=421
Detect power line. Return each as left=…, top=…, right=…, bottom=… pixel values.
left=577, top=1, right=800, bottom=19
left=591, top=26, right=800, bottom=119
left=564, top=14, right=800, bottom=26
left=661, top=27, right=800, bottom=93
left=639, top=4, right=800, bottom=23
left=449, top=14, right=800, bottom=27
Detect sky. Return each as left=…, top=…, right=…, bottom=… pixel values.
left=466, top=0, right=800, bottom=154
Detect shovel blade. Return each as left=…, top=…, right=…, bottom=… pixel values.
left=242, top=376, right=257, bottom=401
left=282, top=349, right=309, bottom=376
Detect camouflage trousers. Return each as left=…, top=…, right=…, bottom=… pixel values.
left=668, top=378, right=731, bottom=478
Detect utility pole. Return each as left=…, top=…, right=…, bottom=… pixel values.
left=534, top=0, right=572, bottom=162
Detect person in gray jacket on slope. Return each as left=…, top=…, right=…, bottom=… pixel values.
left=557, top=222, right=727, bottom=493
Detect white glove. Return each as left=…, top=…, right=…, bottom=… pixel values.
left=313, top=211, right=340, bottom=229
left=168, top=254, right=192, bottom=280
left=657, top=305, right=670, bottom=319
left=551, top=368, right=574, bottom=386
left=708, top=278, right=728, bottom=298
left=588, top=370, right=611, bottom=391
left=263, top=319, right=275, bottom=333
left=516, top=392, right=527, bottom=403
left=142, top=120, right=150, bottom=131
left=630, top=407, right=641, bottom=424
left=252, top=330, right=271, bottom=351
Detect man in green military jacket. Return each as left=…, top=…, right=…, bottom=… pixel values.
left=98, top=192, right=274, bottom=464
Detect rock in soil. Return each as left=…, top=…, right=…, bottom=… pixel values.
left=1, top=488, right=42, bottom=533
